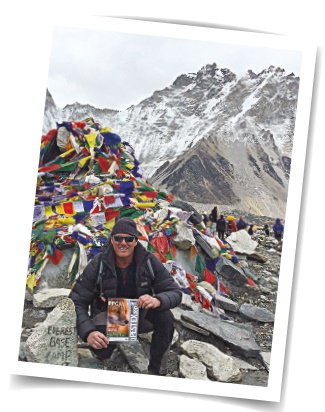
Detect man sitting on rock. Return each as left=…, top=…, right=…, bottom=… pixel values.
left=69, top=217, right=182, bottom=375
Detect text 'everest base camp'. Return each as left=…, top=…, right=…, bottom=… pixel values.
left=20, top=63, right=293, bottom=386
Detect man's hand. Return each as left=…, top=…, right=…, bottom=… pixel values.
left=137, top=294, right=161, bottom=309
left=87, top=331, right=109, bottom=349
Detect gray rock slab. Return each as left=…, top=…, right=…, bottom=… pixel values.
left=215, top=255, right=248, bottom=286
left=25, top=298, right=78, bottom=366
left=247, top=253, right=267, bottom=263
left=213, top=293, right=239, bottom=312
left=180, top=319, right=210, bottom=336
left=239, top=303, right=275, bottom=323
left=260, top=351, right=271, bottom=371
left=33, top=288, right=71, bottom=308
left=181, top=311, right=261, bottom=357
left=118, top=341, right=149, bottom=373
left=171, top=306, right=186, bottom=321
left=194, top=232, right=216, bottom=259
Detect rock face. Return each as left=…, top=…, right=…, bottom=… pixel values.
left=24, top=298, right=78, bottom=366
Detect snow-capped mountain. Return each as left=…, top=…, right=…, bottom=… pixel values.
left=43, top=63, right=300, bottom=217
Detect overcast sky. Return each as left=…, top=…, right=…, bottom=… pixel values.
left=47, top=24, right=302, bottom=111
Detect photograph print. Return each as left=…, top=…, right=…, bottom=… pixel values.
left=16, top=16, right=315, bottom=402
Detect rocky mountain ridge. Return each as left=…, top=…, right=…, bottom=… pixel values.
left=43, top=63, right=299, bottom=218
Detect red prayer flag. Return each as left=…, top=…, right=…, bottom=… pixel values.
left=104, top=208, right=120, bottom=221
left=47, top=248, right=64, bottom=265
left=218, top=280, right=230, bottom=297
left=97, top=157, right=109, bottom=172
left=63, top=202, right=74, bottom=215
left=204, top=267, right=216, bottom=284
left=38, top=164, right=61, bottom=173
left=247, top=277, right=256, bottom=287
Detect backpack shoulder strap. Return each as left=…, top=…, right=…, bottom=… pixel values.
left=146, top=258, right=155, bottom=281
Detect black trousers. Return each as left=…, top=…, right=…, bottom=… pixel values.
left=218, top=230, right=225, bottom=239
left=91, top=309, right=175, bottom=375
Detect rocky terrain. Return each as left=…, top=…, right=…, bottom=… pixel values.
left=20, top=221, right=281, bottom=387
left=99, top=225, right=281, bottom=386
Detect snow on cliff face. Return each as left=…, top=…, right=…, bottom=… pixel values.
left=43, top=63, right=299, bottom=217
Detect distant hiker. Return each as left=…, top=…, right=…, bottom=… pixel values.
left=217, top=215, right=227, bottom=239
left=209, top=206, right=218, bottom=234
left=236, top=216, right=249, bottom=231
left=202, top=211, right=209, bottom=226
left=226, top=216, right=237, bottom=236
left=263, top=224, right=270, bottom=236
left=248, top=224, right=254, bottom=236
left=273, top=218, right=284, bottom=241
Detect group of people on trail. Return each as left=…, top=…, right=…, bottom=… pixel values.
left=202, top=206, right=285, bottom=242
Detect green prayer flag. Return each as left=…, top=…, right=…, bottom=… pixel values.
left=195, top=253, right=206, bottom=276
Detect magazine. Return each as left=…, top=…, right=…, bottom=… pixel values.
left=106, top=298, right=139, bottom=343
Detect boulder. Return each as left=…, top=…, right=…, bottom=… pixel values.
left=25, top=298, right=78, bottom=366
left=239, top=303, right=275, bottom=323
left=172, top=224, right=196, bottom=250
left=33, top=288, right=71, bottom=308
left=181, top=340, right=242, bottom=382
left=215, top=255, right=248, bottom=286
left=227, top=230, right=258, bottom=255
left=179, top=354, right=209, bottom=380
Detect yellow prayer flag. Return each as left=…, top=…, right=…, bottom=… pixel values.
left=100, top=127, right=111, bottom=133
left=59, top=148, right=75, bottom=158
left=44, top=206, right=53, bottom=216
left=78, top=156, right=91, bottom=168
left=104, top=219, right=116, bottom=230
left=55, top=204, right=65, bottom=215
left=189, top=244, right=198, bottom=261
left=134, top=202, right=157, bottom=209
left=57, top=217, right=76, bottom=225
left=85, top=133, right=97, bottom=148
left=26, top=273, right=37, bottom=292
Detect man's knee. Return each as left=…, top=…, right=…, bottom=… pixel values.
left=146, top=309, right=174, bottom=329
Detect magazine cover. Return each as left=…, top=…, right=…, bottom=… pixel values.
left=107, top=298, right=139, bottom=343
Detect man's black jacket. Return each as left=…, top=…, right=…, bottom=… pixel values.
left=69, top=241, right=182, bottom=341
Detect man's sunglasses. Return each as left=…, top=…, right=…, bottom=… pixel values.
left=113, top=235, right=136, bottom=243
